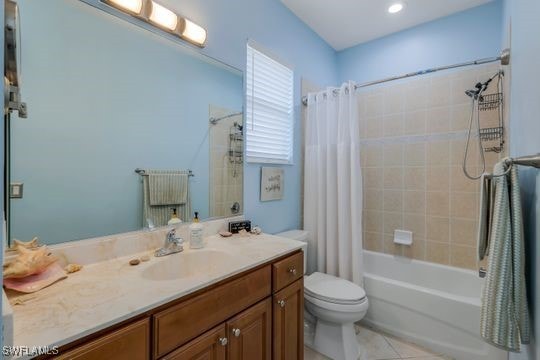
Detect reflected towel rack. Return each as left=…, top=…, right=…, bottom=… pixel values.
left=135, top=168, right=194, bottom=177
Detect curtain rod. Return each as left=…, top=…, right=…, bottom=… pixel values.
left=301, top=48, right=510, bottom=106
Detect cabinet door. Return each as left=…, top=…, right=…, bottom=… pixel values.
left=56, top=318, right=150, bottom=360
left=227, top=298, right=272, bottom=360
left=273, top=279, right=304, bottom=360
left=161, top=324, right=227, bottom=360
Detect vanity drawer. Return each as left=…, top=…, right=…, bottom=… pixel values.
left=56, top=318, right=150, bottom=360
left=272, top=251, right=303, bottom=292
left=153, top=265, right=271, bottom=358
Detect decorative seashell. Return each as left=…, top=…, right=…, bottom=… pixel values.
left=64, top=263, right=83, bottom=274
left=250, top=227, right=262, bottom=235
left=11, top=237, right=40, bottom=250
left=129, top=259, right=140, bottom=266
left=238, top=229, right=249, bottom=237
left=219, top=230, right=233, bottom=237
left=140, top=255, right=150, bottom=262
left=4, top=263, right=67, bottom=293
left=3, top=246, right=58, bottom=279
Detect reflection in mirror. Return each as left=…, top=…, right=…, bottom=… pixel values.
left=208, top=106, right=244, bottom=218
left=8, top=0, right=243, bottom=246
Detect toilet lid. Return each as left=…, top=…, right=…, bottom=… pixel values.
left=304, top=272, right=366, bottom=305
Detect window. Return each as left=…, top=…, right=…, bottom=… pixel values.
left=246, top=41, right=294, bottom=164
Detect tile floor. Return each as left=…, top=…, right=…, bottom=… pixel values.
left=304, top=324, right=452, bottom=360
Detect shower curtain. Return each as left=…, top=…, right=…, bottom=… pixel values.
left=304, top=81, right=364, bottom=285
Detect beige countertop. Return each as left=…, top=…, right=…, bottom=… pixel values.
left=6, top=233, right=303, bottom=355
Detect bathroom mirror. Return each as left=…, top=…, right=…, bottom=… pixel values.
left=6, top=0, right=244, bottom=245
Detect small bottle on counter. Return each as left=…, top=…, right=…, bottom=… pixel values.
left=167, top=208, right=183, bottom=226
left=189, top=212, right=204, bottom=249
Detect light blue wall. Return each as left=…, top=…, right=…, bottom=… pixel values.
left=11, top=0, right=243, bottom=244
left=172, top=0, right=338, bottom=234
left=336, top=1, right=503, bottom=84
left=503, top=0, right=540, bottom=358
left=0, top=0, right=340, bottom=348
left=5, top=0, right=338, bottom=244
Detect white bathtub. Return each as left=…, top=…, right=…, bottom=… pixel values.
left=362, top=250, right=508, bottom=360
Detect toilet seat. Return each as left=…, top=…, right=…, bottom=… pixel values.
left=305, top=292, right=368, bottom=313
left=305, top=272, right=366, bottom=303
left=304, top=272, right=368, bottom=311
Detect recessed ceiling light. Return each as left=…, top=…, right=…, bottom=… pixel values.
left=388, top=3, right=404, bottom=14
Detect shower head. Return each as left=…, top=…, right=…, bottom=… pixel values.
left=233, top=122, right=243, bottom=131
left=465, top=89, right=477, bottom=99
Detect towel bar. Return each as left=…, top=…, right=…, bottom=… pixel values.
left=486, top=154, right=540, bottom=179
left=134, top=168, right=194, bottom=177
left=505, top=154, right=540, bottom=169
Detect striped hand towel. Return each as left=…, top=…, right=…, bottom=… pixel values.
left=480, top=160, right=530, bottom=351
left=142, top=170, right=192, bottom=226
left=148, top=170, right=188, bottom=206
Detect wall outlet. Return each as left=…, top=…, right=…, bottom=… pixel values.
left=10, top=183, right=23, bottom=199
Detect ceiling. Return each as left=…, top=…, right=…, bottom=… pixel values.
left=281, top=0, right=493, bottom=51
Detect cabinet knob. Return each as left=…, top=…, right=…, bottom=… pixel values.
left=277, top=300, right=286, bottom=308
left=218, top=337, right=228, bottom=346
left=288, top=267, right=297, bottom=276
left=232, top=328, right=241, bottom=337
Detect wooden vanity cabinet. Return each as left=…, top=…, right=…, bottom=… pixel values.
left=153, top=266, right=271, bottom=358
left=164, top=298, right=272, bottom=360
left=50, top=251, right=304, bottom=360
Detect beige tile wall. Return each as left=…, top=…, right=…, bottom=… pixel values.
left=209, top=105, right=243, bottom=218
left=360, top=63, right=507, bottom=269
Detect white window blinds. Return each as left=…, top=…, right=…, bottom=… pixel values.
left=246, top=42, right=294, bottom=164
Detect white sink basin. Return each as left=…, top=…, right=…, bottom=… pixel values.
left=141, top=249, right=241, bottom=281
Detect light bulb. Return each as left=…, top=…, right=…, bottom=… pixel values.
left=180, top=19, right=207, bottom=46
left=106, top=0, right=143, bottom=14
left=149, top=1, right=178, bottom=31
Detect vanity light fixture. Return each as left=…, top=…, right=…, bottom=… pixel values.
left=388, top=3, right=404, bottom=14
left=101, top=0, right=207, bottom=47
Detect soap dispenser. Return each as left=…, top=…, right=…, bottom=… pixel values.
left=189, top=212, right=204, bottom=249
left=167, top=208, right=183, bottom=226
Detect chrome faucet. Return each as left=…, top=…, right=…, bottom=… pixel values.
left=154, top=228, right=184, bottom=257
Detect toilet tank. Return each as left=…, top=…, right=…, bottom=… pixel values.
left=275, top=230, right=309, bottom=275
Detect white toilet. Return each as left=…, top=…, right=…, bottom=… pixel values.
left=277, top=230, right=369, bottom=360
